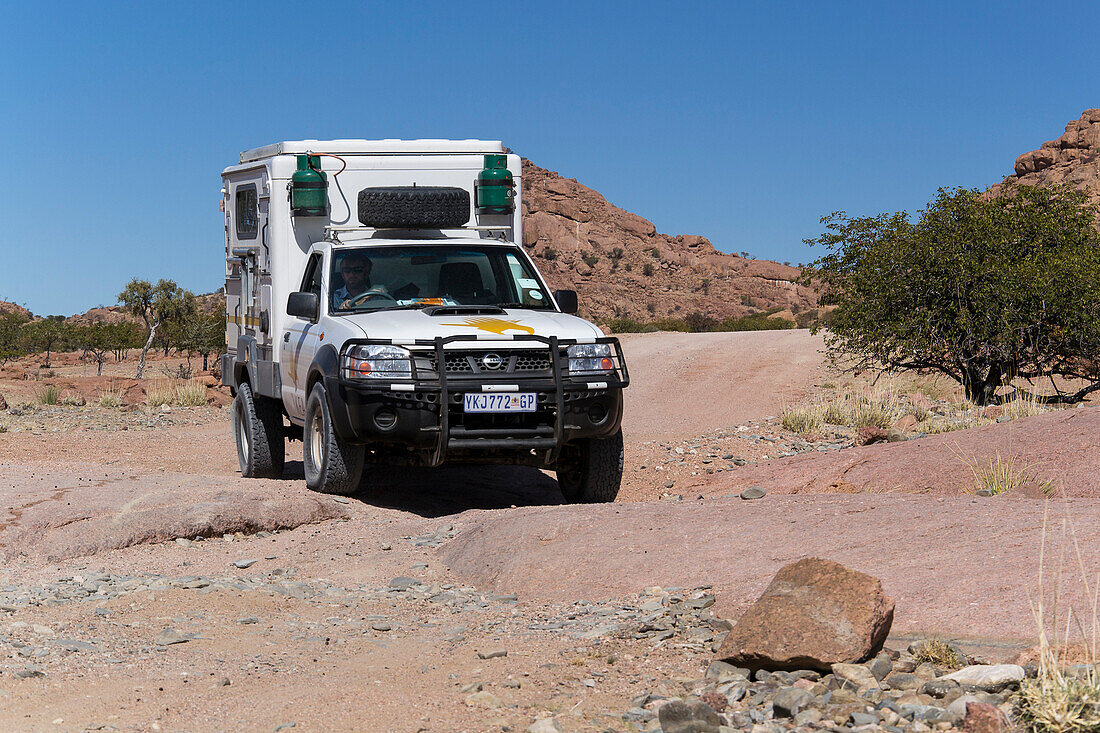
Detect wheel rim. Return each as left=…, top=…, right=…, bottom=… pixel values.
left=235, top=399, right=251, bottom=467
left=308, top=404, right=325, bottom=470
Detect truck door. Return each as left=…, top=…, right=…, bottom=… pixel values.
left=280, top=253, right=324, bottom=422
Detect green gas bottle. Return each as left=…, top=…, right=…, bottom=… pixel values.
left=476, top=154, right=515, bottom=215
left=290, top=154, right=328, bottom=217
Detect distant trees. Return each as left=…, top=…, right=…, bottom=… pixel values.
left=180, top=312, right=226, bottom=372
left=803, top=183, right=1100, bottom=405
left=0, top=312, right=30, bottom=366
left=22, top=317, right=69, bottom=368
left=118, top=279, right=193, bottom=378
left=74, top=323, right=112, bottom=376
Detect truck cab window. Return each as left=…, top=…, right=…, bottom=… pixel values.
left=301, top=254, right=323, bottom=296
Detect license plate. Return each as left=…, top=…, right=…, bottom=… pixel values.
left=463, top=392, right=537, bottom=413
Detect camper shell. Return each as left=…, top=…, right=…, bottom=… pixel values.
left=221, top=140, right=628, bottom=500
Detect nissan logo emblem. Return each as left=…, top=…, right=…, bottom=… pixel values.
left=481, top=353, right=504, bottom=370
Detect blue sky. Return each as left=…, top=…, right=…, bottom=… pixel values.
left=1, top=1, right=1097, bottom=316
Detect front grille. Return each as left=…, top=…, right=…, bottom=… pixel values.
left=423, top=349, right=553, bottom=376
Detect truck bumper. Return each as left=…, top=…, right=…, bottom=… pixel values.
left=323, top=335, right=628, bottom=466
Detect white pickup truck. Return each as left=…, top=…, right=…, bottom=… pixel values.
left=221, top=140, right=629, bottom=500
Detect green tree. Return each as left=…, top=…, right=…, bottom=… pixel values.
left=74, top=323, right=113, bottom=376
left=22, top=317, right=69, bottom=368
left=181, top=311, right=226, bottom=372
left=802, top=183, right=1100, bottom=405
left=118, top=279, right=193, bottom=378
left=0, top=312, right=30, bottom=366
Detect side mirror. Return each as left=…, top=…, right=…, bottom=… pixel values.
left=287, top=291, right=320, bottom=321
left=554, top=289, right=578, bottom=314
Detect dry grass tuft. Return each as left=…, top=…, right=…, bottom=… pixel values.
left=959, top=450, right=1055, bottom=497
left=98, top=388, right=124, bottom=408
left=35, top=384, right=62, bottom=405
left=145, top=380, right=176, bottom=407
left=912, top=638, right=966, bottom=669
left=1003, top=392, right=1051, bottom=421
left=1014, top=507, right=1100, bottom=733
left=174, top=380, right=208, bottom=407
left=781, top=403, right=825, bottom=433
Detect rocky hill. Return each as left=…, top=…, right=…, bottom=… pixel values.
left=1007, top=108, right=1100, bottom=205
left=520, top=160, right=818, bottom=323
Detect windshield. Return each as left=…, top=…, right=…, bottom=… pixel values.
left=329, top=245, right=554, bottom=313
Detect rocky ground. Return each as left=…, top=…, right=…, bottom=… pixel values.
left=0, top=330, right=1097, bottom=732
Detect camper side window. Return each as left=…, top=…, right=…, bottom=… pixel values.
left=235, top=185, right=258, bottom=240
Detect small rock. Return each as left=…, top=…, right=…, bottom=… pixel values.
left=174, top=538, right=192, bottom=548
left=459, top=682, right=483, bottom=694
left=658, top=699, right=721, bottom=733
left=740, top=486, right=766, bottom=500
left=870, top=653, right=894, bottom=681
left=232, top=559, right=258, bottom=569
left=217, top=677, right=231, bottom=687
left=389, top=577, right=419, bottom=591
left=772, top=687, right=815, bottom=717
left=477, top=648, right=507, bottom=660
left=920, top=678, right=960, bottom=698
left=700, top=690, right=727, bottom=713
left=527, top=719, right=562, bottom=733
left=886, top=427, right=907, bottom=442
left=962, top=701, right=1006, bottom=733
left=273, top=725, right=296, bottom=732
left=886, top=671, right=923, bottom=690
left=31, top=624, right=54, bottom=637
left=942, top=665, right=1025, bottom=692
left=464, top=691, right=500, bottom=708
left=14, top=667, right=44, bottom=679
left=380, top=543, right=392, bottom=551
left=331, top=496, right=350, bottom=504
left=154, top=628, right=188, bottom=646
left=237, top=617, right=260, bottom=625
left=705, top=660, right=747, bottom=682
left=832, top=662, right=880, bottom=690
left=851, top=711, right=880, bottom=726
left=371, top=622, right=392, bottom=632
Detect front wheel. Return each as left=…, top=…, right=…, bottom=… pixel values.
left=303, top=382, right=364, bottom=495
left=556, top=429, right=624, bottom=503
left=232, top=382, right=285, bottom=479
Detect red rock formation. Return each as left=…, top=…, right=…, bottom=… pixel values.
left=521, top=160, right=819, bottom=324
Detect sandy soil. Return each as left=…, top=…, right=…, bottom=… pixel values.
left=0, top=331, right=1096, bottom=732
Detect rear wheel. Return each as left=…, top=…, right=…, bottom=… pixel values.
left=232, top=382, right=285, bottom=478
left=556, top=429, right=624, bottom=503
left=303, top=382, right=364, bottom=495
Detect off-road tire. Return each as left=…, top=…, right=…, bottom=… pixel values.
left=556, top=429, right=624, bottom=503
left=358, top=186, right=470, bottom=229
left=232, top=382, right=285, bottom=479
left=303, top=382, right=364, bottom=495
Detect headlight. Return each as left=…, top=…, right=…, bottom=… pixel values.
left=344, top=344, right=412, bottom=380
left=567, top=343, right=614, bottom=373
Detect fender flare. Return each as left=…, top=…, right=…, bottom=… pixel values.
left=308, top=344, right=357, bottom=442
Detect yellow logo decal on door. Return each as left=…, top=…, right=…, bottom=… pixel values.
left=441, top=317, right=535, bottom=335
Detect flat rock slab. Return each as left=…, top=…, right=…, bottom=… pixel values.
left=694, top=407, right=1100, bottom=498
left=439, top=494, right=1100, bottom=640
left=0, top=464, right=347, bottom=562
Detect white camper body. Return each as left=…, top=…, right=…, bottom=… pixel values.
left=221, top=140, right=628, bottom=500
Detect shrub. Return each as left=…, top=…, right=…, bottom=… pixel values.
left=610, top=247, right=624, bottom=260
left=685, top=311, right=717, bottom=333
left=642, top=263, right=655, bottom=277
left=543, top=247, right=557, bottom=260
left=581, top=253, right=600, bottom=267
left=608, top=317, right=654, bottom=334
left=718, top=313, right=796, bottom=332
left=740, top=294, right=754, bottom=307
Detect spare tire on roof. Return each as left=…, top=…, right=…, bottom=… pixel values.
left=358, top=186, right=471, bottom=229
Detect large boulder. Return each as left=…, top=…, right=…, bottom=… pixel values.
left=715, top=557, right=894, bottom=672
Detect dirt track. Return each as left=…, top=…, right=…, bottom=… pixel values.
left=0, top=329, right=1097, bottom=732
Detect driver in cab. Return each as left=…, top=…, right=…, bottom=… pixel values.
left=333, top=252, right=389, bottom=308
